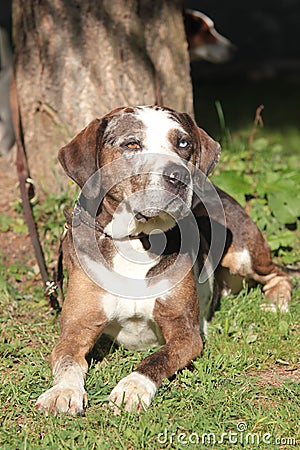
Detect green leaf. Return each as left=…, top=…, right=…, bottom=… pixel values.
left=278, top=248, right=300, bottom=264
left=214, top=170, right=253, bottom=194
left=246, top=333, right=258, bottom=344
left=213, top=170, right=253, bottom=206
left=269, top=192, right=300, bottom=224
left=267, top=229, right=297, bottom=251
left=0, top=214, right=14, bottom=232
left=12, top=218, right=28, bottom=234
left=252, top=138, right=269, bottom=151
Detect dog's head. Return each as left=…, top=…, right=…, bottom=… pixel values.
left=185, top=9, right=236, bottom=63
left=59, top=105, right=220, bottom=238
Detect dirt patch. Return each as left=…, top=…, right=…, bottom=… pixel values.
left=0, top=150, right=35, bottom=269
left=250, top=365, right=300, bottom=388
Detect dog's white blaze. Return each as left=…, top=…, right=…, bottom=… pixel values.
left=137, top=107, right=185, bottom=156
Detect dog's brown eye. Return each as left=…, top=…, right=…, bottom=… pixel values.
left=126, top=142, right=141, bottom=150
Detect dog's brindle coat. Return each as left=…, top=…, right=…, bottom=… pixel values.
left=36, top=106, right=291, bottom=416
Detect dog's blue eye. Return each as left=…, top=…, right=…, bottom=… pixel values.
left=178, top=139, right=189, bottom=148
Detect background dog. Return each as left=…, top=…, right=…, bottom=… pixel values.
left=184, top=9, right=236, bottom=63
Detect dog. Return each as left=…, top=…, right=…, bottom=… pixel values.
left=184, top=9, right=236, bottom=63
left=36, top=106, right=291, bottom=416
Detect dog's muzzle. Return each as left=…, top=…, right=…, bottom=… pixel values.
left=133, top=163, right=192, bottom=223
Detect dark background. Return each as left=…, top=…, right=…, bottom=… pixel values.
left=3, top=0, right=300, bottom=72
left=184, top=0, right=300, bottom=139
left=184, top=0, right=300, bottom=78
left=0, top=0, right=12, bottom=47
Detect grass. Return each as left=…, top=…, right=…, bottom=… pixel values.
left=1, top=269, right=299, bottom=449
left=1, top=80, right=300, bottom=448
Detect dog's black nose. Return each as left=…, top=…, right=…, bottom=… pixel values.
left=163, top=164, right=191, bottom=189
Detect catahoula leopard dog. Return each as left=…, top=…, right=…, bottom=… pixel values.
left=36, top=105, right=291, bottom=416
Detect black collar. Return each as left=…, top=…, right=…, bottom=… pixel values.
left=63, top=201, right=146, bottom=240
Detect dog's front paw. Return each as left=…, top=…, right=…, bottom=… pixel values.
left=108, top=372, right=156, bottom=414
left=36, top=384, right=87, bottom=416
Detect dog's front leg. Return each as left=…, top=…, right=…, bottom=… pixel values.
left=109, top=284, right=202, bottom=413
left=36, top=273, right=107, bottom=416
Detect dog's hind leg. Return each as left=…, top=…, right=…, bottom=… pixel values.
left=203, top=188, right=293, bottom=313
left=219, top=225, right=292, bottom=313
left=252, top=266, right=292, bottom=313
left=36, top=271, right=108, bottom=416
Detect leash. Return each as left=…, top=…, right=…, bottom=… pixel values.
left=10, top=72, right=61, bottom=310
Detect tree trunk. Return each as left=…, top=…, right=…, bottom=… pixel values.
left=12, top=0, right=193, bottom=193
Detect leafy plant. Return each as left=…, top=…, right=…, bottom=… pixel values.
left=0, top=214, right=14, bottom=232
left=11, top=184, right=78, bottom=265
left=0, top=213, right=27, bottom=234
left=212, top=104, right=300, bottom=265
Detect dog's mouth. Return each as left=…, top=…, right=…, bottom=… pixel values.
left=134, top=208, right=162, bottom=223
left=129, top=209, right=176, bottom=237
left=131, top=200, right=190, bottom=236
left=103, top=180, right=193, bottom=239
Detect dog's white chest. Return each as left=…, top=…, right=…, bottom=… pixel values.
left=102, top=294, right=164, bottom=350
left=101, top=239, right=165, bottom=349
left=112, top=238, right=158, bottom=279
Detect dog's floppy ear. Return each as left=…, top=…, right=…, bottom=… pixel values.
left=198, top=127, right=221, bottom=176
left=58, top=118, right=107, bottom=188
left=171, top=111, right=220, bottom=176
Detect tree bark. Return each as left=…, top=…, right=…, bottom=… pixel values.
left=13, top=0, right=193, bottom=193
